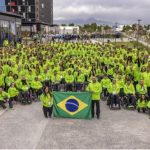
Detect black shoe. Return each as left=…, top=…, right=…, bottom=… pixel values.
left=97, top=116, right=100, bottom=119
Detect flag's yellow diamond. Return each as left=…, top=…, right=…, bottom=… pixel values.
left=57, top=95, right=88, bottom=116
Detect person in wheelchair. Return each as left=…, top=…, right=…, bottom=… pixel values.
left=137, top=95, right=147, bottom=113
left=107, top=79, right=121, bottom=109
left=75, top=70, right=85, bottom=91
left=65, top=70, right=75, bottom=91
left=124, top=79, right=136, bottom=108
left=17, top=77, right=31, bottom=104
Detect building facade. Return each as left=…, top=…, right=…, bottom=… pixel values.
left=0, top=11, right=22, bottom=45
left=0, top=0, right=6, bottom=12
left=5, top=0, right=53, bottom=33
left=50, top=26, right=80, bottom=35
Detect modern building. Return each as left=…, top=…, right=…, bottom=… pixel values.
left=49, top=25, right=80, bottom=35
left=0, top=0, right=6, bottom=12
left=0, top=11, right=22, bottom=45
left=5, top=0, right=53, bottom=33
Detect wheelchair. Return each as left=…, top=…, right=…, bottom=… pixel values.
left=20, top=91, right=32, bottom=105
left=122, top=94, right=137, bottom=110
left=107, top=94, right=121, bottom=110
left=75, top=82, right=85, bottom=92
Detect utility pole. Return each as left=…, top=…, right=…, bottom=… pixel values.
left=137, top=19, right=141, bottom=50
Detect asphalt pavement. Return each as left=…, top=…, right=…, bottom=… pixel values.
left=0, top=101, right=150, bottom=149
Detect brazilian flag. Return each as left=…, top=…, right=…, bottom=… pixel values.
left=53, top=92, right=92, bottom=119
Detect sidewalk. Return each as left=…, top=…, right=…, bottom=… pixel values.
left=0, top=109, right=6, bottom=117
left=123, top=33, right=150, bottom=47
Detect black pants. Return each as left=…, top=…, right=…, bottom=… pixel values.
left=103, top=88, right=108, bottom=97
left=21, top=91, right=30, bottom=104
left=127, top=94, right=136, bottom=107
left=51, top=83, right=59, bottom=91
left=0, top=101, right=7, bottom=109
left=43, top=106, right=53, bottom=118
left=92, top=100, right=100, bottom=118
left=66, top=83, right=73, bottom=91
left=147, top=87, right=150, bottom=98
left=9, top=96, right=18, bottom=108
left=110, top=94, right=120, bottom=107
left=137, top=107, right=146, bottom=113
left=76, top=83, right=84, bottom=91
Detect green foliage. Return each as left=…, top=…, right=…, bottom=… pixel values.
left=80, top=23, right=112, bottom=33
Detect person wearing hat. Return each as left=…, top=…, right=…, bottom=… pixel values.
left=87, top=76, right=102, bottom=119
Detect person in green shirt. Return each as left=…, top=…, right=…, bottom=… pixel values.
left=124, top=79, right=136, bottom=108
left=137, top=95, right=147, bottom=113
left=147, top=100, right=150, bottom=119
left=19, top=77, right=31, bottom=104
left=40, top=86, right=53, bottom=118
left=5, top=71, right=14, bottom=88
left=107, top=79, right=121, bottom=109
left=0, top=88, right=9, bottom=109
left=3, top=38, right=9, bottom=47
left=86, top=76, right=102, bottom=119
left=0, top=69, right=5, bottom=88
left=75, top=70, right=85, bottom=91
left=101, top=75, right=111, bottom=98
left=8, top=83, right=19, bottom=108
left=146, top=67, right=150, bottom=99
left=30, top=77, right=43, bottom=101
left=65, top=70, right=74, bottom=91
left=136, top=80, right=147, bottom=97
left=51, top=70, right=62, bottom=91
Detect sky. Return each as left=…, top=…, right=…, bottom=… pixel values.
left=54, top=0, right=150, bottom=24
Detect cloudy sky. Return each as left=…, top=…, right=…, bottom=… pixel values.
left=54, top=0, right=150, bottom=24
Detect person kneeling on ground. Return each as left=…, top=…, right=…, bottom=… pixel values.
left=137, top=95, right=147, bottom=113
left=40, top=86, right=53, bottom=118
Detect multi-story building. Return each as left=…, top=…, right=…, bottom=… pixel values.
left=0, top=0, right=6, bottom=12
left=5, top=0, right=53, bottom=33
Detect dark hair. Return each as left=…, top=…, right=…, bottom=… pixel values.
left=43, top=86, right=52, bottom=97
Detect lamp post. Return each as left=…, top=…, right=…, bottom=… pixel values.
left=114, top=22, right=118, bottom=50
left=137, top=19, right=141, bottom=50
left=102, top=24, right=105, bottom=45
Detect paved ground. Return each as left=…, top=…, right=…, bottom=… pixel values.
left=0, top=101, right=150, bottom=149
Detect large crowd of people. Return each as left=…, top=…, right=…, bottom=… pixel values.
left=0, top=41, right=150, bottom=118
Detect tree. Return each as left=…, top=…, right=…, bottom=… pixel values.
left=69, top=23, right=75, bottom=26
left=122, top=25, right=132, bottom=32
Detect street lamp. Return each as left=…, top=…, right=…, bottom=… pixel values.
left=114, top=22, right=118, bottom=49
left=137, top=19, right=141, bottom=50
left=102, top=24, right=105, bottom=45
